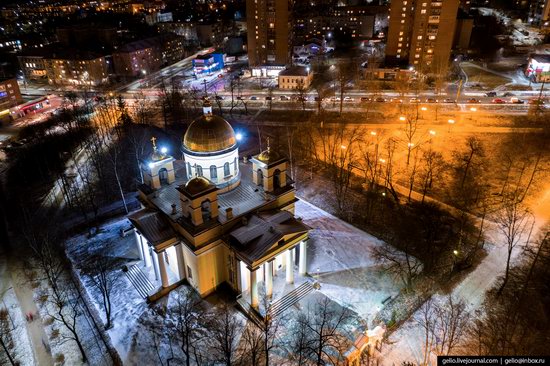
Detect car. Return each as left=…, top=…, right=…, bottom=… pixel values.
left=215, top=95, right=224, bottom=100
left=344, top=96, right=354, bottom=102
left=425, top=98, right=438, bottom=103
left=492, top=98, right=506, bottom=104
left=467, top=98, right=480, bottom=103
left=265, top=96, right=272, bottom=101
left=529, top=99, right=545, bottom=105
left=409, top=97, right=420, bottom=103
left=330, top=96, right=341, bottom=102
left=503, top=92, right=515, bottom=97
left=249, top=96, right=258, bottom=100
left=390, top=98, right=403, bottom=103
left=375, top=97, right=386, bottom=102
left=442, top=98, right=456, bottom=103
left=486, top=92, right=497, bottom=97
left=280, top=95, right=290, bottom=101
left=314, top=96, right=321, bottom=101
left=510, top=97, right=524, bottom=104
left=360, top=97, right=372, bottom=102
left=236, top=96, right=243, bottom=100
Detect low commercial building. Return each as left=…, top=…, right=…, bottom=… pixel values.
left=192, top=52, right=225, bottom=76
left=278, top=66, right=313, bottom=90
left=0, top=78, right=23, bottom=123
left=525, top=54, right=550, bottom=82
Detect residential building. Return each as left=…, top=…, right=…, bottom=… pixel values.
left=386, top=0, right=460, bottom=70
left=113, top=34, right=185, bottom=77
left=56, top=26, right=118, bottom=48
left=453, top=15, right=473, bottom=52
left=278, top=66, right=313, bottom=89
left=18, top=48, right=109, bottom=85
left=246, top=0, right=293, bottom=66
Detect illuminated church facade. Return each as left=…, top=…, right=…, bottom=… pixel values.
left=128, top=101, right=310, bottom=310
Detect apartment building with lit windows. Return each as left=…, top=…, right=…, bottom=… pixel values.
left=386, top=0, right=459, bottom=70
left=246, top=0, right=293, bottom=66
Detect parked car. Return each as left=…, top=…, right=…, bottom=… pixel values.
left=375, top=97, right=386, bottom=102
left=236, top=96, right=243, bottom=100
left=492, top=98, right=506, bottom=104
left=425, top=98, right=438, bottom=103
left=249, top=96, right=258, bottom=100
left=442, top=98, right=456, bottom=103
left=409, top=97, right=420, bottom=103
left=360, top=97, right=371, bottom=102
left=330, top=96, right=341, bottom=102
left=510, top=97, right=524, bottom=104
left=486, top=91, right=497, bottom=97
left=467, top=98, right=480, bottom=103
left=280, top=95, right=290, bottom=101
left=215, top=95, right=224, bottom=100
left=344, top=96, right=354, bottom=102
left=265, top=96, right=272, bottom=101
left=390, top=98, right=403, bottom=103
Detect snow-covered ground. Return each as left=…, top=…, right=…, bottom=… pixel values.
left=63, top=197, right=403, bottom=364
left=297, top=199, right=402, bottom=324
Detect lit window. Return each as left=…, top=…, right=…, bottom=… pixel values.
left=417, top=36, right=423, bottom=40
left=421, top=9, right=426, bottom=13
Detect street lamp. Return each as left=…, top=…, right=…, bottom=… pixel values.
left=340, top=145, right=346, bottom=149
left=236, top=132, right=243, bottom=141
left=420, top=106, right=427, bottom=111
left=448, top=118, right=455, bottom=132
left=399, top=116, right=406, bottom=121
left=469, top=107, right=477, bottom=112
left=429, top=130, right=436, bottom=136
left=370, top=131, right=377, bottom=136
left=160, top=147, right=168, bottom=154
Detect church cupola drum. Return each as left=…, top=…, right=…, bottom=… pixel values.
left=182, top=100, right=240, bottom=192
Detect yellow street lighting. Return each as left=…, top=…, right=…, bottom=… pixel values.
left=379, top=158, right=386, bottom=163
left=421, top=106, right=427, bottom=111
left=399, top=116, right=406, bottom=121
left=429, top=130, right=436, bottom=135
left=407, top=142, right=414, bottom=147
left=370, top=131, right=377, bottom=136
left=448, top=119, right=455, bottom=124
left=453, top=250, right=459, bottom=256
left=340, top=145, right=346, bottom=149
left=470, top=107, right=477, bottom=112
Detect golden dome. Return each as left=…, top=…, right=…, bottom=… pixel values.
left=257, top=149, right=281, bottom=163
left=183, top=114, right=237, bottom=153
left=184, top=176, right=212, bottom=195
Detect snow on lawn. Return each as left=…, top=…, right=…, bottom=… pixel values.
left=296, top=199, right=402, bottom=324
left=1, top=287, right=35, bottom=366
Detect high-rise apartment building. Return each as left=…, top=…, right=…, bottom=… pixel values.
left=246, top=0, right=293, bottom=66
left=386, top=0, right=459, bottom=70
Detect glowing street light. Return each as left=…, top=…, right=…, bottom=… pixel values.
left=148, top=162, right=155, bottom=169
left=160, top=147, right=168, bottom=154
left=448, top=119, right=455, bottom=124
left=420, top=106, right=427, bottom=111
left=407, top=142, right=414, bottom=147
left=453, top=250, right=459, bottom=256
left=399, top=116, right=406, bottom=121
left=370, top=131, right=377, bottom=136
left=379, top=158, right=386, bottom=163
left=236, top=132, right=243, bottom=141
left=340, top=145, right=346, bottom=149
left=470, top=107, right=477, bottom=112
left=429, top=130, right=436, bottom=136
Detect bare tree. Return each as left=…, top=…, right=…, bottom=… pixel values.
left=285, top=312, right=313, bottom=365
left=495, top=198, right=532, bottom=295
left=419, top=148, right=446, bottom=202
left=84, top=255, right=120, bottom=329
left=302, top=297, right=355, bottom=366
left=207, top=304, right=243, bottom=366
left=0, top=308, right=17, bottom=365
left=371, top=242, right=422, bottom=290
left=168, top=289, right=207, bottom=366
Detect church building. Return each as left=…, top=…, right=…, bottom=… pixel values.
left=127, top=101, right=310, bottom=313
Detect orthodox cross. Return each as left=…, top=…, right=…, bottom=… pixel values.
left=266, top=137, right=271, bottom=153
left=151, top=136, right=157, bottom=152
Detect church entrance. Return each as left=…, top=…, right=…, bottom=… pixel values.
left=159, top=168, right=168, bottom=185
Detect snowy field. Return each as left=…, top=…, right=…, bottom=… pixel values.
left=0, top=287, right=35, bottom=366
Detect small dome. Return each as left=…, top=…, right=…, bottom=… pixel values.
left=184, top=176, right=212, bottom=195
left=183, top=114, right=236, bottom=153
left=151, top=150, right=166, bottom=161
left=257, top=149, right=281, bottom=163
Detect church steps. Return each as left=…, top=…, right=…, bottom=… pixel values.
left=268, top=281, right=314, bottom=318
left=125, top=264, right=156, bottom=298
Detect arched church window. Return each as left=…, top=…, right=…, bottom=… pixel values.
left=186, top=162, right=192, bottom=178
left=224, top=162, right=230, bottom=177
left=196, top=165, right=203, bottom=177
left=274, top=169, right=281, bottom=189
left=233, top=157, right=238, bottom=171
left=257, top=169, right=264, bottom=187
left=210, top=165, right=217, bottom=179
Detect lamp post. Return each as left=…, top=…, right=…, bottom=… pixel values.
left=448, top=118, right=455, bottom=132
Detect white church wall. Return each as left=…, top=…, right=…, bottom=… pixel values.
left=183, top=148, right=239, bottom=185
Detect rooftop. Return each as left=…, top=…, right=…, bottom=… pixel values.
left=279, top=66, right=311, bottom=77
